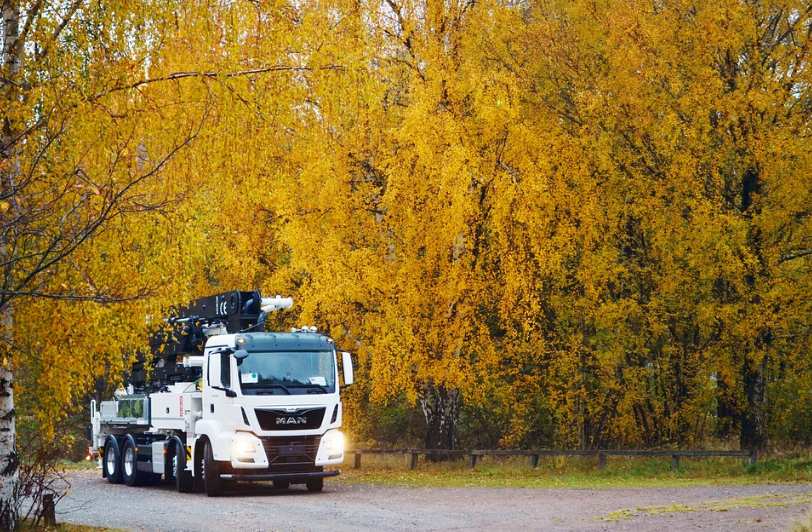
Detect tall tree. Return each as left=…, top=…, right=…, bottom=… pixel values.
left=485, top=0, right=812, bottom=449
left=0, top=1, right=204, bottom=527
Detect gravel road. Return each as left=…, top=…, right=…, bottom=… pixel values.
left=56, top=469, right=812, bottom=532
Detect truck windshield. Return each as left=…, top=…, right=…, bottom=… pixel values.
left=237, top=351, right=336, bottom=395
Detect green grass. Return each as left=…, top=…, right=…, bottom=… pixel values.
left=50, top=526, right=125, bottom=532
left=601, top=493, right=812, bottom=522
left=20, top=521, right=127, bottom=532
left=58, top=459, right=98, bottom=471
left=790, top=510, right=812, bottom=532
left=336, top=452, right=812, bottom=489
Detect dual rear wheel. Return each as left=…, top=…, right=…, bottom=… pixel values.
left=103, top=438, right=122, bottom=484
left=171, top=439, right=194, bottom=493
left=104, top=436, right=159, bottom=487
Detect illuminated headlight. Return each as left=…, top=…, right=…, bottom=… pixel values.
left=229, top=433, right=268, bottom=468
left=323, top=431, right=345, bottom=453
left=232, top=434, right=258, bottom=455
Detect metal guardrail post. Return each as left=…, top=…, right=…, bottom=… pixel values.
left=671, top=455, right=680, bottom=471
left=410, top=452, right=419, bottom=470
left=469, top=454, right=478, bottom=468
left=598, top=453, right=606, bottom=470
left=354, top=451, right=362, bottom=469
left=42, top=492, right=56, bottom=527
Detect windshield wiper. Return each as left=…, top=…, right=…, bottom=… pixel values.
left=305, top=384, right=329, bottom=394
left=252, top=383, right=291, bottom=395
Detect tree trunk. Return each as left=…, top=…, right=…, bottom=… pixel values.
left=0, top=3, right=21, bottom=530
left=0, top=362, right=17, bottom=532
left=739, top=355, right=767, bottom=451
left=418, top=382, right=460, bottom=460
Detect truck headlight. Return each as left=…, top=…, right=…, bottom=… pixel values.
left=323, top=431, right=345, bottom=453
left=232, top=434, right=258, bottom=455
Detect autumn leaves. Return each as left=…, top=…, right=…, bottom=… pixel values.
left=5, top=0, right=812, bottom=453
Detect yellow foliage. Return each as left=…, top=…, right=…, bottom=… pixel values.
left=7, top=0, right=812, bottom=450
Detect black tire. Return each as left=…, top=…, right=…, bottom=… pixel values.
left=121, top=437, right=143, bottom=487
left=147, top=471, right=163, bottom=485
left=104, top=438, right=123, bottom=484
left=164, top=441, right=176, bottom=484
left=174, top=440, right=194, bottom=493
left=193, top=443, right=205, bottom=492
left=306, top=477, right=324, bottom=492
left=203, top=440, right=223, bottom=497
left=273, top=480, right=290, bottom=490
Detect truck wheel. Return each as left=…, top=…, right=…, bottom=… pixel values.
left=203, top=440, right=223, bottom=497
left=104, top=438, right=123, bottom=484
left=193, top=444, right=205, bottom=492
left=164, top=442, right=176, bottom=484
left=121, top=437, right=143, bottom=487
left=306, top=477, right=323, bottom=492
left=144, top=471, right=163, bottom=485
left=173, top=441, right=193, bottom=493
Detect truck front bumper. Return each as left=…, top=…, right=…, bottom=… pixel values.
left=219, top=469, right=340, bottom=482
left=226, top=429, right=345, bottom=469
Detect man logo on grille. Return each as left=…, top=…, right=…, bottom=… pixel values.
left=277, top=416, right=307, bottom=425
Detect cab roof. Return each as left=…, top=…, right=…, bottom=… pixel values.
left=236, top=332, right=335, bottom=352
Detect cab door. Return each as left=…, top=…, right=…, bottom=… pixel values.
left=202, top=349, right=235, bottom=427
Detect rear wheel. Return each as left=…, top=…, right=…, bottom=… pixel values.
left=173, top=441, right=193, bottom=493
left=306, top=477, right=323, bottom=492
left=104, top=438, right=122, bottom=484
left=203, top=440, right=223, bottom=497
left=121, top=437, right=143, bottom=486
left=164, top=442, right=176, bottom=485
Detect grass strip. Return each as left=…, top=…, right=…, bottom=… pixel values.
left=600, top=493, right=812, bottom=522
left=336, top=453, right=812, bottom=489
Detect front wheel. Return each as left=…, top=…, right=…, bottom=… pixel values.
left=203, top=440, right=223, bottom=497
left=306, top=477, right=323, bottom=492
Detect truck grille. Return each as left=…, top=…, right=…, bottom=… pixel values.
left=255, top=407, right=325, bottom=431
left=261, top=436, right=321, bottom=470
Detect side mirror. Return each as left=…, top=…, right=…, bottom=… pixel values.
left=234, top=349, right=249, bottom=360
left=341, top=351, right=354, bottom=386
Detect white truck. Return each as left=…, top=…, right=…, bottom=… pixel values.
left=88, top=290, right=354, bottom=496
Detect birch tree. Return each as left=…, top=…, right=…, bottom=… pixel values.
left=0, top=1, right=199, bottom=528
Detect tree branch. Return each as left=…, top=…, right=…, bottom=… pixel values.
left=3, top=290, right=156, bottom=303
left=89, top=64, right=345, bottom=102
left=778, top=249, right=812, bottom=264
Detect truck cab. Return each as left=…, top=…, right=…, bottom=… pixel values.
left=192, top=331, right=352, bottom=493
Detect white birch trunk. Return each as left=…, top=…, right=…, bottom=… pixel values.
left=418, top=382, right=460, bottom=455
left=0, top=362, right=17, bottom=532
left=0, top=2, right=21, bottom=529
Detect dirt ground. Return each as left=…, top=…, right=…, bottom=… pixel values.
left=55, top=469, right=812, bottom=532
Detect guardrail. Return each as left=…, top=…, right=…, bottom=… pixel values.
left=347, top=449, right=757, bottom=471
left=348, top=449, right=466, bottom=470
